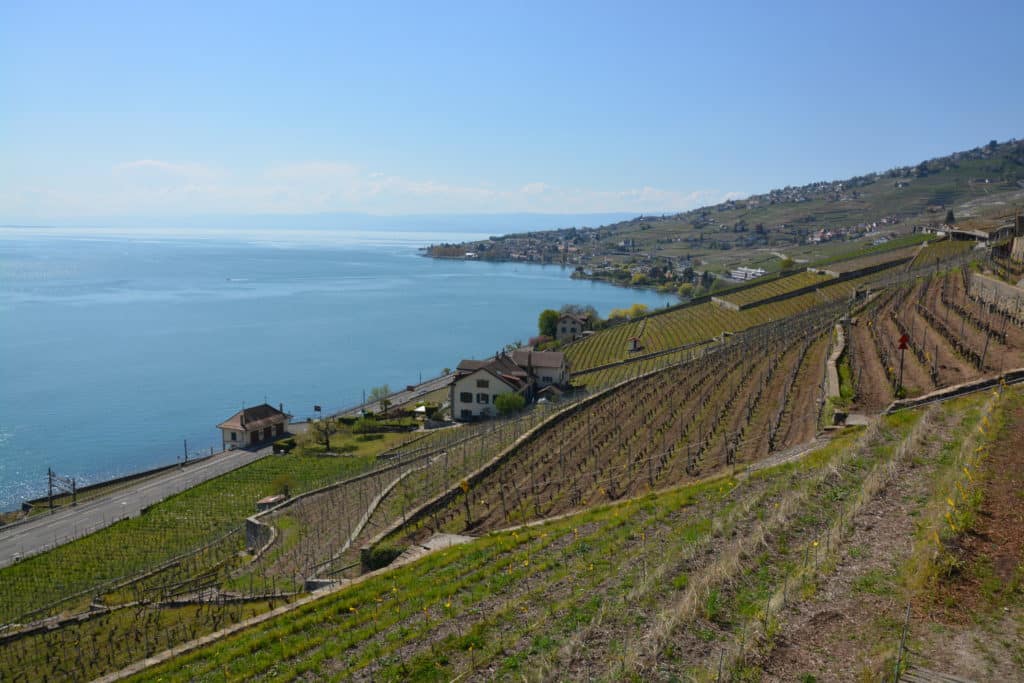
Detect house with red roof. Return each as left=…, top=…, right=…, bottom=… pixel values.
left=448, top=350, right=568, bottom=421
left=217, top=403, right=292, bottom=450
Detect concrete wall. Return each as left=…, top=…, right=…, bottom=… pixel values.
left=1011, top=237, right=1024, bottom=262
left=969, top=272, right=1024, bottom=319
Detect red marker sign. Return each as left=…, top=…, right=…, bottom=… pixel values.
left=897, top=334, right=909, bottom=350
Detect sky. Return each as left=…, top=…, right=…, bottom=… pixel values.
left=1, top=0, right=1022, bottom=224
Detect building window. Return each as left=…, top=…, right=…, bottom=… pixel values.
left=477, top=393, right=489, bottom=404
left=542, top=375, right=552, bottom=383
left=230, top=431, right=237, bottom=441
left=461, top=409, right=473, bottom=419
left=476, top=379, right=489, bottom=388
left=460, top=392, right=473, bottom=403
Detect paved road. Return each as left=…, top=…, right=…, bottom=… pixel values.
left=0, top=445, right=273, bottom=570
left=339, top=373, right=454, bottom=417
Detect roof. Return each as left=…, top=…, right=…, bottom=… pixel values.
left=456, top=354, right=527, bottom=377
left=452, top=352, right=561, bottom=391
left=218, top=403, right=292, bottom=431
left=454, top=365, right=527, bottom=391
left=558, top=312, right=589, bottom=324
left=510, top=349, right=567, bottom=369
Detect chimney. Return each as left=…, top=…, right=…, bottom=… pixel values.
left=240, top=404, right=246, bottom=428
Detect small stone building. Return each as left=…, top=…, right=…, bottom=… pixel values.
left=556, top=313, right=590, bottom=343
left=218, top=403, right=292, bottom=450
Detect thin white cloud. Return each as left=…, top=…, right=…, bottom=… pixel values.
left=115, top=159, right=222, bottom=179
left=0, top=159, right=745, bottom=219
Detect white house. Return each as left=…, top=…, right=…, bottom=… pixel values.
left=449, top=350, right=569, bottom=421
left=217, top=403, right=292, bottom=450
left=449, top=356, right=530, bottom=421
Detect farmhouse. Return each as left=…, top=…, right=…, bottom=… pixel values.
left=449, top=350, right=569, bottom=421
left=510, top=349, right=570, bottom=387
left=555, top=313, right=590, bottom=342
left=218, top=403, right=292, bottom=450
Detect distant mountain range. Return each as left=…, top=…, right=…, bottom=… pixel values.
left=0, top=212, right=639, bottom=235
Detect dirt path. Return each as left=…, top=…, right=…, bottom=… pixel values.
left=909, top=395, right=1024, bottom=680
left=778, top=333, right=830, bottom=448
left=848, top=320, right=893, bottom=412
left=759, top=407, right=954, bottom=681
left=738, top=344, right=802, bottom=462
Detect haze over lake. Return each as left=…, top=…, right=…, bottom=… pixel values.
left=0, top=226, right=673, bottom=510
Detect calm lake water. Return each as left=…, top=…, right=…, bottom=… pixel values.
left=0, top=227, right=673, bottom=510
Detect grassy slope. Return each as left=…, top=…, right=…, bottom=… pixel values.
left=130, top=400, right=968, bottom=682
left=0, top=427, right=415, bottom=624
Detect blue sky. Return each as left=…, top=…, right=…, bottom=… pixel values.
left=2, top=0, right=1022, bottom=223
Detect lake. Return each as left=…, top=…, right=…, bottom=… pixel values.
left=0, top=226, right=673, bottom=510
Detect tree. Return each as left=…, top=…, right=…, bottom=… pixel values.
left=779, top=257, right=795, bottom=270
left=369, top=385, right=392, bottom=415
left=494, top=392, right=526, bottom=415
left=313, top=418, right=337, bottom=448
left=945, top=209, right=956, bottom=224
left=628, top=303, right=649, bottom=318
left=538, top=309, right=559, bottom=337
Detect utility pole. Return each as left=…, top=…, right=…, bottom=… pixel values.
left=897, top=334, right=909, bottom=395
left=48, top=468, right=53, bottom=511
left=183, top=439, right=189, bottom=464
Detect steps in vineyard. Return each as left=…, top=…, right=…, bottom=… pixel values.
left=392, top=533, right=473, bottom=568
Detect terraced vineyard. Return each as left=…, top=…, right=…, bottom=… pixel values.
left=386, top=304, right=839, bottom=543
left=568, top=277, right=864, bottom=377
left=122, top=390, right=1001, bottom=683
left=716, top=270, right=832, bottom=308
left=846, top=266, right=1024, bottom=410
left=909, top=238, right=973, bottom=269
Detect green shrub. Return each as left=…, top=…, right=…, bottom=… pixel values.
left=355, top=433, right=384, bottom=442
left=363, top=543, right=404, bottom=570
left=495, top=393, right=527, bottom=415
left=272, top=438, right=296, bottom=454
left=352, top=417, right=378, bottom=433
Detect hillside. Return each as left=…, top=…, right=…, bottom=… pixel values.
left=426, top=138, right=1024, bottom=279
left=127, top=388, right=1023, bottom=682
